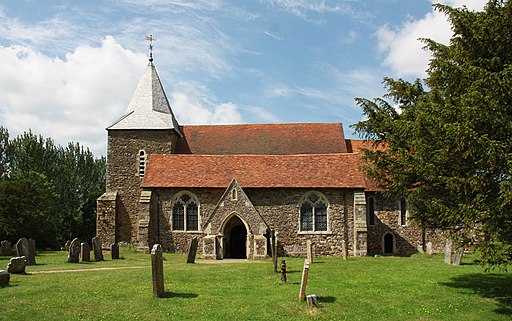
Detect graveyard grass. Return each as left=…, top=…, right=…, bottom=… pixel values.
left=1, top=247, right=511, bottom=320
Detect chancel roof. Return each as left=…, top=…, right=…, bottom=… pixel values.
left=141, top=153, right=366, bottom=189
left=174, top=123, right=347, bottom=155
left=108, top=62, right=181, bottom=134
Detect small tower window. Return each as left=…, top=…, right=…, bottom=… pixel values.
left=139, top=150, right=146, bottom=178
left=231, top=188, right=237, bottom=201
left=367, top=196, right=376, bottom=226
left=399, top=198, right=408, bottom=226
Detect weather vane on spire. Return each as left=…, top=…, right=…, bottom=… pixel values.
left=145, top=34, right=155, bottom=62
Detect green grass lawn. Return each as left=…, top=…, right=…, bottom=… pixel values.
left=1, top=249, right=511, bottom=320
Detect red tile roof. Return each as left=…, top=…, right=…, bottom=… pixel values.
left=174, top=123, right=348, bottom=155
left=142, top=153, right=366, bottom=189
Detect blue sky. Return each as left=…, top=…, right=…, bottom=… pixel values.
left=0, top=0, right=486, bottom=156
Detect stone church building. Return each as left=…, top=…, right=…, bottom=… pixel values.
left=96, top=61, right=445, bottom=259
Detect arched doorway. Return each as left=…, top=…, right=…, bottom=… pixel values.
left=223, top=215, right=247, bottom=259
left=384, top=233, right=394, bottom=254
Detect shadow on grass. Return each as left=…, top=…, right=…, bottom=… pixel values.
left=441, top=273, right=512, bottom=315
left=160, top=292, right=198, bottom=299
left=318, top=296, right=336, bottom=304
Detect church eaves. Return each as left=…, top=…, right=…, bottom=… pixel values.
left=107, top=61, right=182, bottom=135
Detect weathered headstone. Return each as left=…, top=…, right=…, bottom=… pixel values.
left=186, top=237, right=198, bottom=264
left=0, top=240, right=12, bottom=256
left=7, top=256, right=26, bottom=274
left=426, top=241, right=433, bottom=255
left=65, top=240, right=72, bottom=251
left=68, top=238, right=81, bottom=263
left=111, top=243, right=119, bottom=260
left=306, top=240, right=314, bottom=264
left=0, top=270, right=10, bottom=287
left=444, top=239, right=452, bottom=264
left=151, top=244, right=164, bottom=297
left=15, top=238, right=29, bottom=258
left=416, top=244, right=425, bottom=253
left=306, top=294, right=318, bottom=307
left=81, top=243, right=91, bottom=262
left=299, top=259, right=310, bottom=301
left=341, top=240, right=347, bottom=261
left=280, top=259, right=287, bottom=284
left=27, top=238, right=36, bottom=265
left=92, top=236, right=103, bottom=261
left=270, top=229, right=278, bottom=273
left=453, top=246, right=464, bottom=266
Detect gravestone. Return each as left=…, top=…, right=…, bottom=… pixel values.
left=299, top=259, right=310, bottom=301
left=7, top=256, right=26, bottom=274
left=270, top=229, right=277, bottom=273
left=15, top=238, right=29, bottom=258
left=186, top=237, right=198, bottom=264
left=68, top=238, right=81, bottom=263
left=426, top=241, right=433, bottom=255
left=0, top=240, right=12, bottom=256
left=280, top=259, right=287, bottom=284
left=306, top=240, right=313, bottom=264
left=27, top=238, right=36, bottom=265
left=0, top=270, right=10, bottom=287
left=341, top=240, right=347, bottom=260
left=81, top=243, right=91, bottom=262
left=306, top=294, right=318, bottom=307
left=65, top=240, right=71, bottom=251
left=444, top=239, right=453, bottom=264
left=92, top=237, right=103, bottom=261
left=151, top=244, right=164, bottom=297
left=453, top=246, right=464, bottom=266
left=111, top=243, right=119, bottom=260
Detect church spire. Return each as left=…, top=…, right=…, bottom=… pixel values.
left=107, top=61, right=182, bottom=135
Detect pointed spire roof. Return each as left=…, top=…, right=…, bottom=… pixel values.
left=108, top=61, right=182, bottom=135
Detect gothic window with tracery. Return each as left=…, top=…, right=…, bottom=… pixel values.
left=299, top=192, right=329, bottom=232
left=172, top=192, right=199, bottom=231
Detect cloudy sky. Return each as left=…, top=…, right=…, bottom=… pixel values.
left=0, top=0, right=487, bottom=156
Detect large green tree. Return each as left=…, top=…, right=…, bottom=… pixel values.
left=352, top=0, right=512, bottom=269
left=0, top=128, right=106, bottom=248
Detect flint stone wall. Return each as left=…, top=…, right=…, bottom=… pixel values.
left=366, top=193, right=445, bottom=255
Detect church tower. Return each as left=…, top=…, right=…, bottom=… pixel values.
left=96, top=60, right=181, bottom=248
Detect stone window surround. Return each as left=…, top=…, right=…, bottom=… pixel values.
left=171, top=190, right=201, bottom=232
left=398, top=198, right=408, bottom=226
left=367, top=195, right=376, bottom=226
left=138, top=149, right=146, bottom=178
left=297, top=190, right=331, bottom=234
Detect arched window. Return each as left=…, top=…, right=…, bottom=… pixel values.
left=172, top=192, right=199, bottom=231
left=299, top=192, right=329, bottom=232
left=367, top=196, right=376, bottom=226
left=399, top=198, right=408, bottom=226
left=138, top=150, right=146, bottom=178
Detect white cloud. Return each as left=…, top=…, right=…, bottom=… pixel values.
left=0, top=36, right=147, bottom=156
left=170, top=92, right=242, bottom=125
left=377, top=0, right=487, bottom=77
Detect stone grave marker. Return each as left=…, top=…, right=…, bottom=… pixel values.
left=111, top=243, right=120, bottom=260
left=426, top=241, right=433, bottom=255
left=186, top=237, right=198, bottom=264
left=299, top=259, right=310, bottom=301
left=27, top=238, right=36, bottom=265
left=306, top=294, right=318, bottom=307
left=81, top=242, right=91, bottom=262
left=0, top=270, right=9, bottom=287
left=270, top=229, right=277, bottom=273
left=15, top=238, right=29, bottom=258
left=68, top=238, right=81, bottom=263
left=444, top=239, right=453, bottom=264
left=341, top=239, right=347, bottom=260
left=306, top=240, right=313, bottom=264
left=92, top=236, right=103, bottom=261
left=151, top=244, right=164, bottom=297
left=7, top=256, right=26, bottom=274
left=0, top=240, right=12, bottom=256
left=453, top=246, right=464, bottom=266
left=280, top=259, right=287, bottom=284
left=65, top=240, right=72, bottom=251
